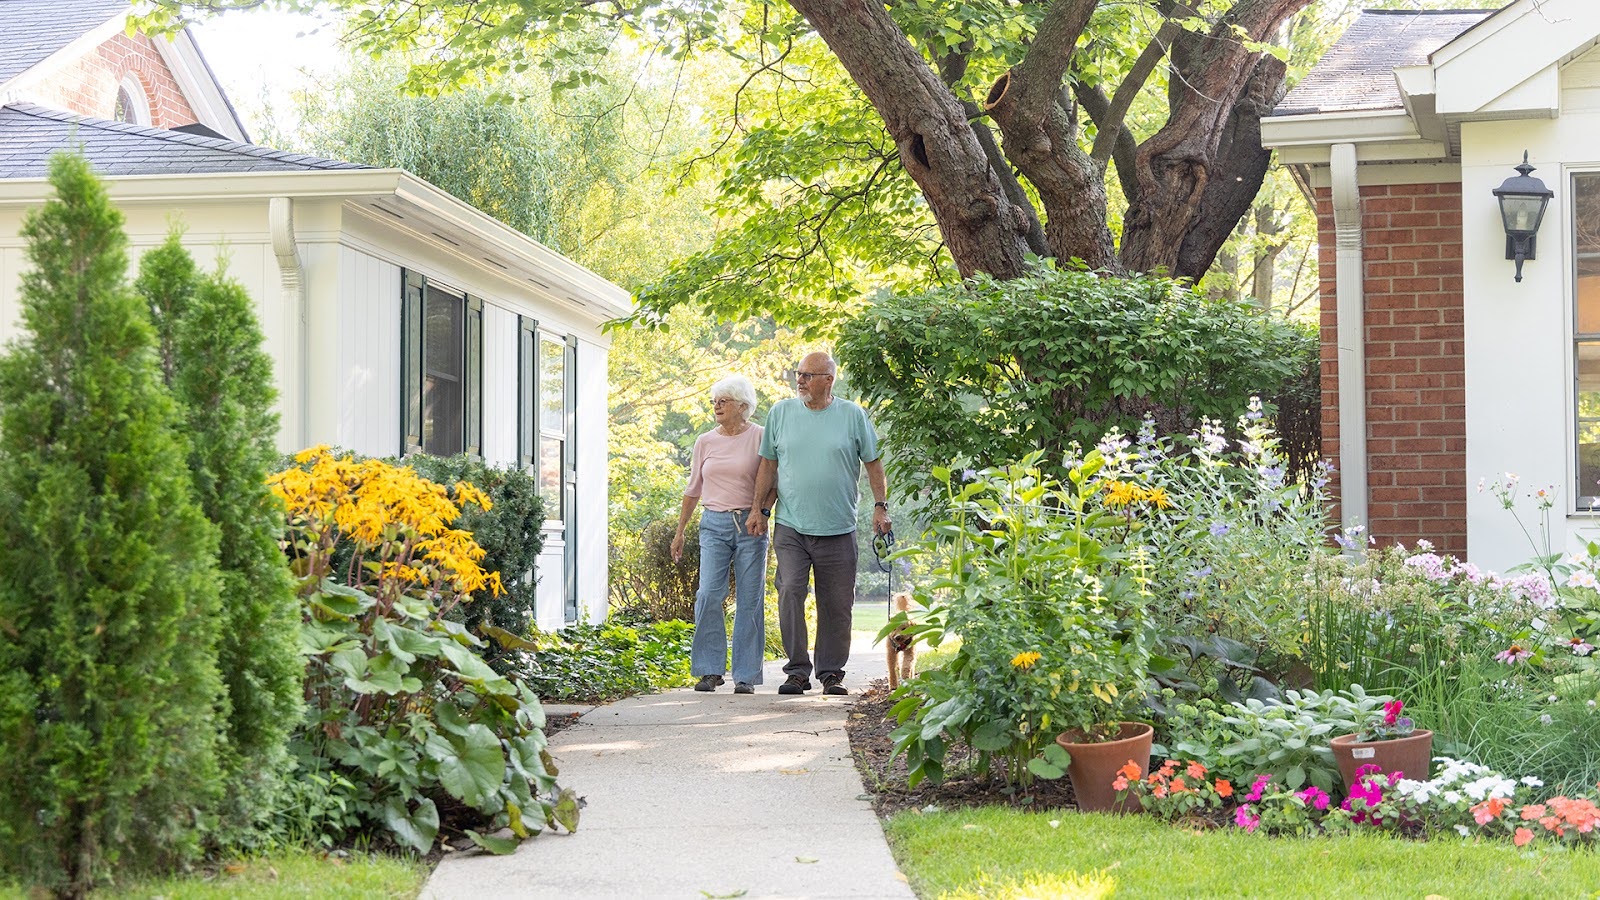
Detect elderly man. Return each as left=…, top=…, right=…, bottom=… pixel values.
left=747, top=352, right=890, bottom=696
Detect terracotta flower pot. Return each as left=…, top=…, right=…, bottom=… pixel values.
left=1330, top=729, right=1434, bottom=789
left=1055, top=722, right=1154, bottom=813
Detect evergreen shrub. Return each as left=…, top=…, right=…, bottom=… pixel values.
left=137, top=234, right=304, bottom=843
left=0, top=154, right=226, bottom=896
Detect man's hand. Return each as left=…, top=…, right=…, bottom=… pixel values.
left=670, top=531, right=686, bottom=562
left=872, top=504, right=892, bottom=536
left=747, top=510, right=768, bottom=537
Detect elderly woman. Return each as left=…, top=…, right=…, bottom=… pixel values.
left=671, top=374, right=772, bottom=694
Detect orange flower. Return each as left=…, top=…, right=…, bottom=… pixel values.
left=1170, top=777, right=1190, bottom=794
left=1514, top=827, right=1534, bottom=847
left=1186, top=761, right=1207, bottom=780
left=1215, top=779, right=1234, bottom=799
left=1159, top=760, right=1179, bottom=778
left=1118, top=761, right=1142, bottom=780
left=1520, top=804, right=1547, bottom=821
left=1472, top=797, right=1508, bottom=825
left=1152, top=783, right=1169, bottom=799
left=1541, top=815, right=1561, bottom=832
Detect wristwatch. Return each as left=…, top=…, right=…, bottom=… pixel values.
left=874, top=501, right=889, bottom=510
left=759, top=507, right=771, bottom=517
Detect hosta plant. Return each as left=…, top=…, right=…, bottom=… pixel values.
left=271, top=447, right=577, bottom=854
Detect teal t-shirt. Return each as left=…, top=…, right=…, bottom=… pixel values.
left=759, top=397, right=880, bottom=536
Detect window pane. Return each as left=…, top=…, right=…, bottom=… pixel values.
left=519, top=325, right=536, bottom=466
left=1579, top=343, right=1600, bottom=507
left=540, top=438, right=563, bottom=518
left=541, top=337, right=565, bottom=433
left=1577, top=175, right=1600, bottom=334
left=423, top=287, right=463, bottom=456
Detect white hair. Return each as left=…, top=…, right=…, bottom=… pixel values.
left=710, top=374, right=758, bottom=416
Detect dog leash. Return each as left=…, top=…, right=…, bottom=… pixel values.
left=872, top=527, right=896, bottom=622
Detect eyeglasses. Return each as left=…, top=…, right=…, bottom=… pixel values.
left=795, top=371, right=832, bottom=382
left=712, top=397, right=738, bottom=406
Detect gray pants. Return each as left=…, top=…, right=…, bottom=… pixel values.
left=773, top=524, right=858, bottom=680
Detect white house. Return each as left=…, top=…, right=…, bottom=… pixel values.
left=0, top=1, right=629, bottom=627
left=1260, top=0, right=1600, bottom=572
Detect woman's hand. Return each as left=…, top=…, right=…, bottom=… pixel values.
left=670, top=530, right=685, bottom=562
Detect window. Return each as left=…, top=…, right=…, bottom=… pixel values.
left=1576, top=175, right=1600, bottom=509
left=400, top=270, right=482, bottom=457
left=539, top=334, right=567, bottom=520
left=112, top=77, right=147, bottom=125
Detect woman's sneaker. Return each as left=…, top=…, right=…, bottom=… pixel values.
left=777, top=674, right=812, bottom=695
left=694, top=674, right=725, bottom=692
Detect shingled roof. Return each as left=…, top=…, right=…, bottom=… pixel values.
left=0, top=103, right=368, bottom=178
left=1275, top=9, right=1495, bottom=116
left=0, top=0, right=132, bottom=88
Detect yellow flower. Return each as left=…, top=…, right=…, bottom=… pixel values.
left=1101, top=480, right=1137, bottom=507
left=1011, top=651, right=1042, bottom=669
left=1143, top=486, right=1172, bottom=509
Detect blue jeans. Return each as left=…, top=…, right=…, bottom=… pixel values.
left=691, top=509, right=768, bottom=684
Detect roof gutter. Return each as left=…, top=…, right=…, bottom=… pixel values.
left=1331, top=142, right=1369, bottom=542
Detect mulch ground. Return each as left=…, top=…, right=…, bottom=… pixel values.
left=846, top=678, right=1078, bottom=818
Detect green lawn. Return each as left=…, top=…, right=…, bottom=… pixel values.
left=886, top=807, right=1600, bottom=899
left=1, top=849, right=428, bottom=899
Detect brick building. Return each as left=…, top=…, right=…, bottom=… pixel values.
left=1263, top=0, right=1600, bottom=571
left=0, top=1, right=628, bottom=626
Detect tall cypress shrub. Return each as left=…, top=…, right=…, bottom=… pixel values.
left=0, top=155, right=225, bottom=896
left=137, top=235, right=304, bottom=835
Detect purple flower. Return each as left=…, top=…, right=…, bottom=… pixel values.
left=1209, top=522, right=1231, bottom=537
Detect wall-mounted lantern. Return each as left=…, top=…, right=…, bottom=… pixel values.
left=1492, top=151, right=1554, bottom=283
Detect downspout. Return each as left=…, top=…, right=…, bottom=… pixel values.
left=269, top=197, right=307, bottom=449
left=1330, top=143, right=1369, bottom=536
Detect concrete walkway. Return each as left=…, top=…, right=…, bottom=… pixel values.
left=423, top=634, right=915, bottom=900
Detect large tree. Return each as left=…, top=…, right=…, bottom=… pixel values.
left=148, top=0, right=1312, bottom=324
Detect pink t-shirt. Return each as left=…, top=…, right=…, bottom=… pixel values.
left=685, top=425, right=764, bottom=512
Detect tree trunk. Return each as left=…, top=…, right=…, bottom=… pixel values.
left=1120, top=0, right=1310, bottom=278
left=1251, top=200, right=1286, bottom=310
left=788, top=0, right=1036, bottom=279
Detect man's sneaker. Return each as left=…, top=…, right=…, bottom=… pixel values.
left=820, top=673, right=848, bottom=696
left=733, top=682, right=754, bottom=695
left=694, top=674, right=725, bottom=692
left=777, top=674, right=812, bottom=695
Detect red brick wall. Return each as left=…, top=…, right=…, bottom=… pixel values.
left=1315, top=183, right=1467, bottom=557
left=25, top=33, right=197, bottom=128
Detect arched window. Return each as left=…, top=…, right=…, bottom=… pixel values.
left=112, top=77, right=148, bottom=125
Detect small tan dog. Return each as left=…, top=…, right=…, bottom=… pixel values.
left=886, top=591, right=918, bottom=690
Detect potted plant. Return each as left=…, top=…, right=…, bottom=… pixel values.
left=1329, top=699, right=1433, bottom=788
left=883, top=449, right=1153, bottom=807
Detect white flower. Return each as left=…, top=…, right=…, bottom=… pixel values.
left=1443, top=791, right=1463, bottom=804
left=1541, top=714, right=1554, bottom=726
left=1549, top=695, right=1560, bottom=703
left=1521, top=776, right=1545, bottom=788
left=1456, top=824, right=1471, bottom=837
left=1589, top=700, right=1597, bottom=709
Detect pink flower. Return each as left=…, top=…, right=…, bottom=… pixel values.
left=1495, top=644, right=1533, bottom=665
left=1234, top=805, right=1260, bottom=833
left=1244, top=774, right=1272, bottom=803
left=1514, top=827, right=1534, bottom=847
left=1383, top=700, right=1403, bottom=727
left=1297, top=786, right=1331, bottom=811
